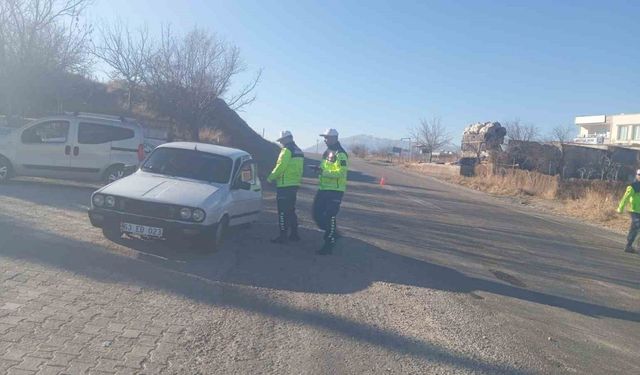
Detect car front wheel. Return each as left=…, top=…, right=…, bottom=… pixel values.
left=198, top=216, right=228, bottom=254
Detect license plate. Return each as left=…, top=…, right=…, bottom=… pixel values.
left=121, top=222, right=163, bottom=237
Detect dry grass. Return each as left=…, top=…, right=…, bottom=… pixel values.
left=404, top=162, right=630, bottom=232
left=452, top=167, right=559, bottom=200
left=560, top=181, right=627, bottom=228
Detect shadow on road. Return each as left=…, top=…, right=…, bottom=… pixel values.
left=1, top=169, right=638, bottom=326
left=134, top=211, right=640, bottom=324
left=0, top=217, right=528, bottom=374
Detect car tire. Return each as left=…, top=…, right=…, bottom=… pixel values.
left=198, top=216, right=228, bottom=254
left=102, top=226, right=122, bottom=242
left=103, top=165, right=125, bottom=184
left=0, top=157, right=13, bottom=184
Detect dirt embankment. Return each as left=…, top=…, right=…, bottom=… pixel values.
left=204, top=99, right=279, bottom=178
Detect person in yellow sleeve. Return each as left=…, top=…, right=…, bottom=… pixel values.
left=617, top=169, right=640, bottom=254
left=267, top=131, right=304, bottom=244
left=309, top=128, right=348, bottom=255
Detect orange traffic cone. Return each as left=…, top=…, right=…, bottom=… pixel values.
left=379, top=177, right=386, bottom=186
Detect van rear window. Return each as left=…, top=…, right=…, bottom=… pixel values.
left=78, top=123, right=134, bottom=144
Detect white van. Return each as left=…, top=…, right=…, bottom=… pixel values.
left=88, top=142, right=263, bottom=252
left=0, top=113, right=145, bottom=184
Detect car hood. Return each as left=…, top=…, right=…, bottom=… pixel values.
left=101, top=172, right=223, bottom=207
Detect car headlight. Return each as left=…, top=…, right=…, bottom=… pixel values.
left=179, top=208, right=192, bottom=220
left=192, top=209, right=206, bottom=222
left=92, top=194, right=104, bottom=207
left=105, top=196, right=116, bottom=208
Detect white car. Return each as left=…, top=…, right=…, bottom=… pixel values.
left=88, top=142, right=263, bottom=252
left=0, top=112, right=145, bottom=184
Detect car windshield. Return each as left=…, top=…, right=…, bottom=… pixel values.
left=142, top=147, right=233, bottom=184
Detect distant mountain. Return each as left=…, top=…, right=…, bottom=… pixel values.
left=304, top=134, right=409, bottom=154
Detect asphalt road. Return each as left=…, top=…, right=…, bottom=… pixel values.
left=0, top=157, right=638, bottom=374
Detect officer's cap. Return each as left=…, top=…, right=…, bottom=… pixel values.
left=277, top=130, right=293, bottom=142
left=320, top=128, right=339, bottom=137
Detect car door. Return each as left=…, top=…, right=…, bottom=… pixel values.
left=228, top=160, right=261, bottom=225
left=14, top=119, right=73, bottom=178
left=69, top=122, right=135, bottom=180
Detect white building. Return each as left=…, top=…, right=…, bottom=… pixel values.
left=575, top=113, right=640, bottom=146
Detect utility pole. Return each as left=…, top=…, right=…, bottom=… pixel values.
left=316, top=139, right=319, bottom=154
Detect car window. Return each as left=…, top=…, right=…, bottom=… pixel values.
left=21, top=121, right=70, bottom=144
left=78, top=123, right=134, bottom=144
left=142, top=148, right=233, bottom=184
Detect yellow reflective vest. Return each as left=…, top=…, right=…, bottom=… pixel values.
left=268, top=142, right=304, bottom=187
left=618, top=182, right=640, bottom=213
left=319, top=144, right=348, bottom=192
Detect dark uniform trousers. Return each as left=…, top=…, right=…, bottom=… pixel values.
left=627, top=212, right=640, bottom=248
left=276, top=186, right=299, bottom=236
left=312, top=190, right=344, bottom=245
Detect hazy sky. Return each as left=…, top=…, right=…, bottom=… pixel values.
left=89, top=0, right=640, bottom=148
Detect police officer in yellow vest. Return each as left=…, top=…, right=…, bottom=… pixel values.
left=617, top=168, right=640, bottom=254
left=310, top=128, right=348, bottom=255
left=267, top=131, right=304, bottom=244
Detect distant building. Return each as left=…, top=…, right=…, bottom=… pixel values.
left=575, top=113, right=640, bottom=146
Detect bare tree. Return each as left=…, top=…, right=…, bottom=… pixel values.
left=504, top=119, right=539, bottom=142
left=92, top=20, right=152, bottom=112
left=410, top=117, right=452, bottom=162
left=547, top=124, right=575, bottom=178
left=550, top=124, right=575, bottom=144
left=0, top=0, right=93, bottom=114
left=144, top=26, right=261, bottom=140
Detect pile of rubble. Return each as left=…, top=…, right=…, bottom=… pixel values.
left=461, top=121, right=507, bottom=158
left=463, top=121, right=504, bottom=137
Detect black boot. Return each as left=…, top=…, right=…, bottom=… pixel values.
left=272, top=211, right=288, bottom=244
left=316, top=242, right=334, bottom=255
left=317, top=216, right=337, bottom=255
left=289, top=214, right=300, bottom=241
left=271, top=232, right=288, bottom=244
left=625, top=245, right=637, bottom=253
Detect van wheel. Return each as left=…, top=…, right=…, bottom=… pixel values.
left=0, top=157, right=12, bottom=184
left=199, top=216, right=228, bottom=253
left=104, top=165, right=125, bottom=184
